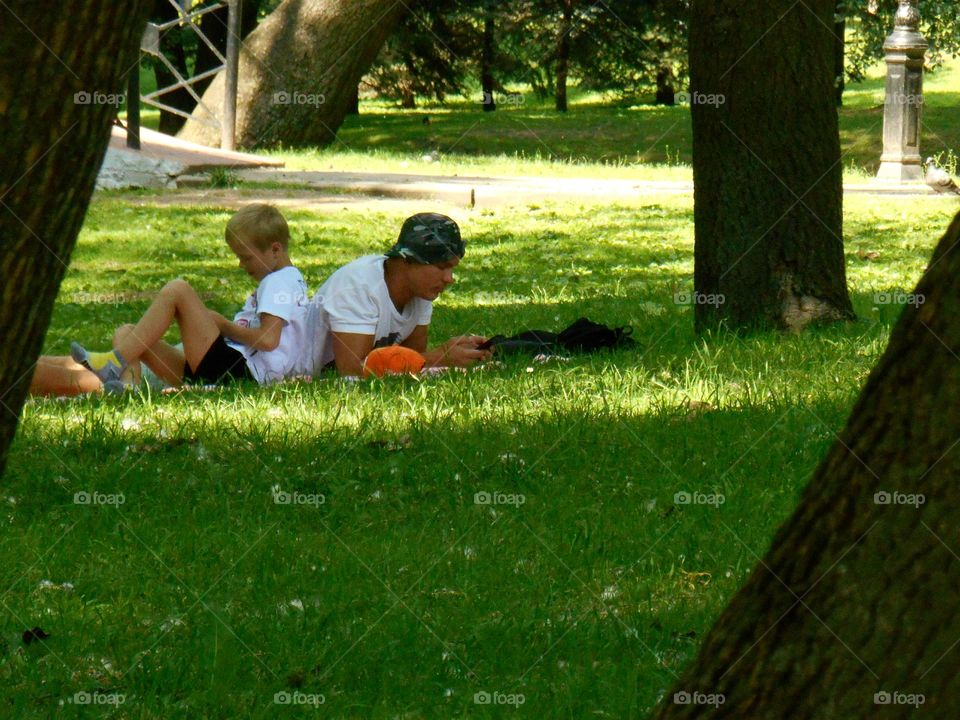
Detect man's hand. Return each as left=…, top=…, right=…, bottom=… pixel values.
left=424, top=335, right=492, bottom=368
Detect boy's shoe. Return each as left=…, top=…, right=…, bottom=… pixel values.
left=70, top=342, right=126, bottom=384
left=101, top=379, right=136, bottom=395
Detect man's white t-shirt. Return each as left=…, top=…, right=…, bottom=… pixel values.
left=225, top=265, right=311, bottom=383
left=306, top=255, right=433, bottom=373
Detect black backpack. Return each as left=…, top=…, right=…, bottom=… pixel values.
left=481, top=317, right=635, bottom=355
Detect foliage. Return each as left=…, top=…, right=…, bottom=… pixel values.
left=843, top=0, right=960, bottom=82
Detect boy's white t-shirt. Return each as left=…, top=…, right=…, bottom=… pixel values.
left=306, top=255, right=433, bottom=373
left=225, top=265, right=311, bottom=383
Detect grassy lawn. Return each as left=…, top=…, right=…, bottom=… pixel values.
left=3, top=188, right=955, bottom=717
left=127, top=59, right=960, bottom=182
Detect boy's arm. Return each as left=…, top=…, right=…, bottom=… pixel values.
left=213, top=311, right=284, bottom=352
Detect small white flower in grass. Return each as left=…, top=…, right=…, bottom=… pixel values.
left=7, top=496, right=16, bottom=506
left=602, top=585, right=619, bottom=601
left=120, top=417, right=140, bottom=431
left=289, top=599, right=304, bottom=612
left=160, top=617, right=184, bottom=632
left=444, top=688, right=455, bottom=697
left=644, top=498, right=657, bottom=512
left=463, top=546, right=477, bottom=560
left=369, top=490, right=382, bottom=501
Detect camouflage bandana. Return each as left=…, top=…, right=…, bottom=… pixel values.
left=385, top=213, right=464, bottom=264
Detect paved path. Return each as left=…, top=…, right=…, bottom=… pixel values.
left=207, top=168, right=945, bottom=208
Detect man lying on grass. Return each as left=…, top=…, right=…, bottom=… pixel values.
left=29, top=204, right=311, bottom=395
left=305, top=212, right=492, bottom=377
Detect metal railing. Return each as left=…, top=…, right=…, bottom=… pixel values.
left=126, top=0, right=241, bottom=150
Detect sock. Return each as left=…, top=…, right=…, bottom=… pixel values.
left=84, top=349, right=126, bottom=373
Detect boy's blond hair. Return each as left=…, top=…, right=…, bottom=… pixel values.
left=225, top=203, right=290, bottom=250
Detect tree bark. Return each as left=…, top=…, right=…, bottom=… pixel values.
left=690, top=0, right=854, bottom=332
left=0, top=1, right=152, bottom=476
left=835, top=12, right=846, bottom=106
left=555, top=0, right=573, bottom=112
left=178, top=0, right=405, bottom=148
left=655, top=62, right=676, bottom=106
left=481, top=5, right=496, bottom=113
left=653, top=210, right=960, bottom=717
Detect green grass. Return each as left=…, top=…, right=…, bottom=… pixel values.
left=3, top=190, right=955, bottom=717
left=126, top=59, right=960, bottom=184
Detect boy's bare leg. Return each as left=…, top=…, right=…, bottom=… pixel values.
left=30, top=356, right=102, bottom=396
left=113, top=324, right=184, bottom=386
left=114, top=279, right=220, bottom=374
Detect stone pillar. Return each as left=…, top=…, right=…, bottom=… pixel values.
left=876, top=1, right=928, bottom=182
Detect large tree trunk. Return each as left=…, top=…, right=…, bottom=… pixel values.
left=690, top=0, right=854, bottom=332
left=178, top=0, right=404, bottom=148
left=835, top=10, right=846, bottom=106
left=555, top=0, right=573, bottom=112
left=0, top=1, right=152, bottom=476
left=480, top=4, right=496, bottom=113
left=653, top=209, right=960, bottom=716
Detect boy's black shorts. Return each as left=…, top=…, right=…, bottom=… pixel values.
left=184, top=335, right=253, bottom=385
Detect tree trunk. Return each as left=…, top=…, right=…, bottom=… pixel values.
left=481, top=5, right=496, bottom=113
left=0, top=1, right=152, bottom=476
left=178, top=0, right=405, bottom=148
left=655, top=63, right=676, bottom=106
left=347, top=83, right=360, bottom=115
left=690, top=0, right=854, bottom=332
left=555, top=0, right=573, bottom=112
left=652, top=211, right=960, bottom=717
left=835, top=12, right=846, bottom=106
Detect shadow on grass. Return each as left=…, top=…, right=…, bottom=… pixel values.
left=5, top=387, right=857, bottom=717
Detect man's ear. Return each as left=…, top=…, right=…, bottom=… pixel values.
left=272, top=241, right=283, bottom=254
